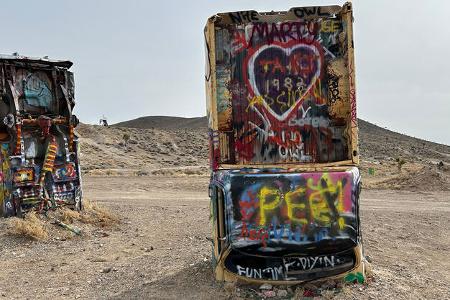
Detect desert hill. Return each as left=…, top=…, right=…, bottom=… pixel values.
left=114, top=116, right=207, bottom=130
left=113, top=116, right=449, bottom=163
left=76, top=122, right=208, bottom=175
left=76, top=116, right=449, bottom=190
left=358, top=119, right=449, bottom=164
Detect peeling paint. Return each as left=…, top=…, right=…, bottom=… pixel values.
left=0, top=55, right=82, bottom=217
left=206, top=2, right=364, bottom=284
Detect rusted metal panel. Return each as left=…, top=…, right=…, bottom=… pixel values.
left=215, top=28, right=233, bottom=131
left=0, top=54, right=73, bottom=68
left=205, top=3, right=359, bottom=168
left=210, top=166, right=365, bottom=283
left=217, top=244, right=366, bottom=283
left=0, top=55, right=82, bottom=217
left=206, top=3, right=365, bottom=285
left=342, top=3, right=359, bottom=165
left=216, top=5, right=343, bottom=25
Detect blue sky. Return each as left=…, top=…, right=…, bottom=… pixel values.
left=1, top=0, right=448, bottom=145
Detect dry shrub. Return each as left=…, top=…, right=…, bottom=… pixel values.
left=61, top=208, right=81, bottom=224
left=7, top=200, right=118, bottom=240
left=83, top=200, right=119, bottom=226
left=182, top=168, right=208, bottom=176
left=105, top=170, right=115, bottom=176
left=57, top=200, right=119, bottom=227
left=321, top=289, right=337, bottom=300
left=85, top=169, right=107, bottom=176
left=8, top=212, right=48, bottom=240
left=152, top=167, right=209, bottom=177
left=151, top=169, right=175, bottom=176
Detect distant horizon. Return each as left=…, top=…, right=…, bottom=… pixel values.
left=104, top=115, right=449, bottom=146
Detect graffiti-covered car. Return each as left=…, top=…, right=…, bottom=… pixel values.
left=0, top=54, right=82, bottom=217
left=205, top=3, right=366, bottom=283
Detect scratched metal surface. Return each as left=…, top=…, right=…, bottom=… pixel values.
left=205, top=3, right=357, bottom=167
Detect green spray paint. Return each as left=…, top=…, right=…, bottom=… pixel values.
left=344, top=272, right=365, bottom=284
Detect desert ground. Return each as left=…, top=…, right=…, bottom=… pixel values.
left=0, top=117, right=449, bottom=299
left=0, top=176, right=449, bottom=299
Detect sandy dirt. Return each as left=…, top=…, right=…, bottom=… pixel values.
left=0, top=175, right=449, bottom=299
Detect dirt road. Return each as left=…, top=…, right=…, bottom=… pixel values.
left=0, top=176, right=449, bottom=299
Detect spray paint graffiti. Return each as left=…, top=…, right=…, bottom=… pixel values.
left=244, top=41, right=322, bottom=119
left=327, top=70, right=341, bottom=104
left=247, top=22, right=319, bottom=46
left=349, top=59, right=357, bottom=126
left=206, top=4, right=363, bottom=283
left=228, top=11, right=259, bottom=24
left=53, top=163, right=77, bottom=182
left=228, top=169, right=359, bottom=250
left=344, top=271, right=365, bottom=284
left=23, top=73, right=53, bottom=108
left=236, top=254, right=349, bottom=280
left=209, top=167, right=360, bottom=281
left=292, top=7, right=334, bottom=19
left=224, top=247, right=356, bottom=281
left=0, top=56, right=82, bottom=216
left=211, top=16, right=353, bottom=165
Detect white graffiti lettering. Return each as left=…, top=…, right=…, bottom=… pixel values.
left=236, top=255, right=339, bottom=280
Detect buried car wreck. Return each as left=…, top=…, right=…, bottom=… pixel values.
left=0, top=54, right=82, bottom=217
left=205, top=3, right=367, bottom=283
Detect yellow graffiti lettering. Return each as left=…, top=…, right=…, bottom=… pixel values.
left=321, top=20, right=340, bottom=33
left=253, top=174, right=347, bottom=229
left=307, top=174, right=345, bottom=228
left=259, top=187, right=282, bottom=225
left=338, top=216, right=345, bottom=230
left=276, top=91, right=288, bottom=112
left=246, top=95, right=264, bottom=112
left=285, top=187, right=307, bottom=225
left=309, top=190, right=332, bottom=225
left=313, top=80, right=322, bottom=99
left=287, top=89, right=302, bottom=108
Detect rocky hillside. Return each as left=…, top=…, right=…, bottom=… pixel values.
left=358, top=119, right=449, bottom=164
left=114, top=116, right=207, bottom=130
left=76, top=117, right=450, bottom=190
left=76, top=123, right=208, bottom=176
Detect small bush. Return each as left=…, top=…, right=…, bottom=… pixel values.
left=122, top=134, right=130, bottom=146
left=396, top=157, right=406, bottom=172
left=8, top=212, right=48, bottom=240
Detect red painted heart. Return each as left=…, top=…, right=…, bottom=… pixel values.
left=245, top=41, right=323, bottom=121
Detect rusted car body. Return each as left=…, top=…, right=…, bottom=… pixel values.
left=0, top=55, right=82, bottom=217
left=205, top=3, right=366, bottom=284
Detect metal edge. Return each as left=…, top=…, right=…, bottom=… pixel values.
left=216, top=243, right=365, bottom=283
